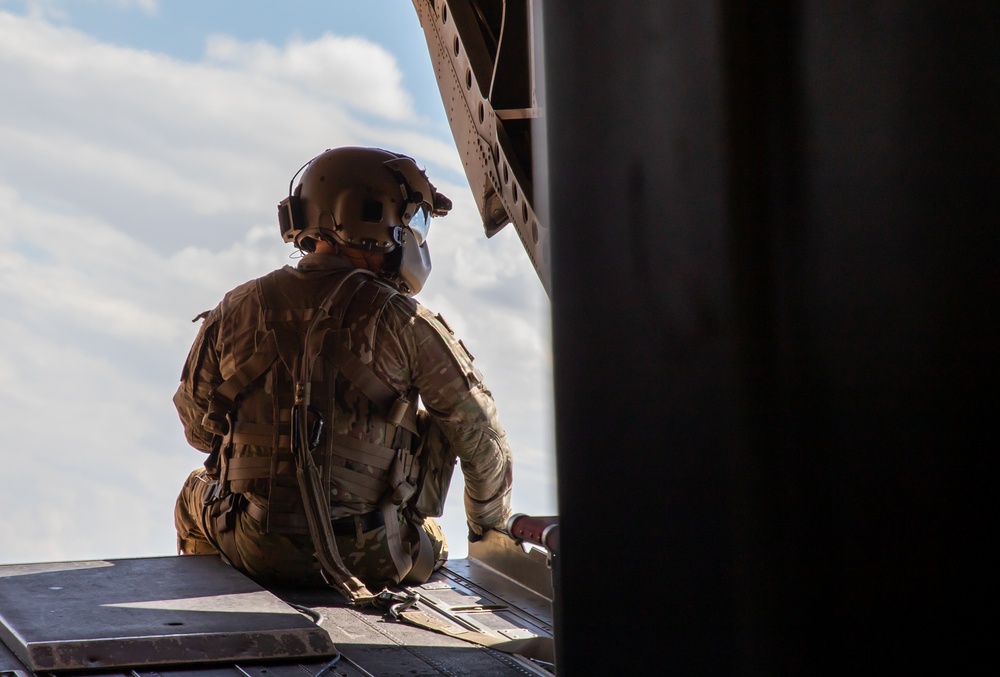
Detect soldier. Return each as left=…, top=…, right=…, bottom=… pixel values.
left=173, top=147, right=513, bottom=601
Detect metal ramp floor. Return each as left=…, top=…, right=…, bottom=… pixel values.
left=0, top=533, right=553, bottom=676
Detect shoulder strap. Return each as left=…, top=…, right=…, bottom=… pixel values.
left=329, top=344, right=419, bottom=435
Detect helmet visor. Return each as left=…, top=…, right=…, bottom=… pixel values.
left=403, top=202, right=431, bottom=246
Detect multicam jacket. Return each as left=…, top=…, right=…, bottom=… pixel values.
left=173, top=253, right=513, bottom=553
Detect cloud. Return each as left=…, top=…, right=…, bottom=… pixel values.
left=112, top=0, right=158, bottom=15
left=0, top=8, right=553, bottom=565
left=205, top=33, right=414, bottom=121
left=0, top=12, right=462, bottom=254
left=10, top=0, right=158, bottom=20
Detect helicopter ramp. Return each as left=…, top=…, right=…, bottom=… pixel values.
left=0, top=532, right=553, bottom=676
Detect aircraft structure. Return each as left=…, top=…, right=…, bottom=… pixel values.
left=2, top=2, right=558, bottom=675
left=3, top=0, right=993, bottom=673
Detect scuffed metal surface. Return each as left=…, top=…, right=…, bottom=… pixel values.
left=0, top=556, right=335, bottom=672
left=465, top=527, right=554, bottom=602
left=1, top=546, right=554, bottom=676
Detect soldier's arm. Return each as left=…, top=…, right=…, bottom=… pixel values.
left=379, top=296, right=513, bottom=535
left=173, top=307, right=222, bottom=454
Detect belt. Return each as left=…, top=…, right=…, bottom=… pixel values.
left=330, top=511, right=385, bottom=536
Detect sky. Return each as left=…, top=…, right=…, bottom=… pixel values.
left=0, top=0, right=554, bottom=564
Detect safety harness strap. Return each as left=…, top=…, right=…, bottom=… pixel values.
left=394, top=608, right=555, bottom=663
left=380, top=502, right=413, bottom=582
left=408, top=522, right=436, bottom=584
left=305, top=274, right=424, bottom=586
left=212, top=265, right=434, bottom=600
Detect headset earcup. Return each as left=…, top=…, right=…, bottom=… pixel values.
left=277, top=188, right=306, bottom=243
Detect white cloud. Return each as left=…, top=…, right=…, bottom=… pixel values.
left=113, top=0, right=158, bottom=15
left=19, top=0, right=68, bottom=21
left=0, top=312, right=193, bottom=563
left=0, top=12, right=460, bottom=253
left=7, top=0, right=157, bottom=21
left=0, top=8, right=553, bottom=565
left=205, top=33, right=414, bottom=121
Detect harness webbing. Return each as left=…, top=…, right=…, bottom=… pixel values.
left=331, top=432, right=400, bottom=464
left=396, top=608, right=555, bottom=663
left=209, top=265, right=434, bottom=600
left=205, top=331, right=279, bottom=427
left=330, top=346, right=419, bottom=435
left=282, top=268, right=378, bottom=603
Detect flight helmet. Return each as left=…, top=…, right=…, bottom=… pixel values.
left=278, top=146, right=451, bottom=294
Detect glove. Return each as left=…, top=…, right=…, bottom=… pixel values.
left=467, top=519, right=509, bottom=543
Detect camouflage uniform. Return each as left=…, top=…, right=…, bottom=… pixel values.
left=174, top=252, right=513, bottom=588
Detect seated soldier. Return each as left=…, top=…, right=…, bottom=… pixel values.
left=173, top=147, right=513, bottom=600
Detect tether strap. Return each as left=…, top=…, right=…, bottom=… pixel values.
left=408, top=523, right=435, bottom=584
left=396, top=609, right=555, bottom=663
left=242, top=266, right=426, bottom=597
left=380, top=499, right=411, bottom=582
left=287, top=268, right=378, bottom=605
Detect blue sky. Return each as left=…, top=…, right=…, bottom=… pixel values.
left=0, top=0, right=554, bottom=564
left=52, top=0, right=455, bottom=137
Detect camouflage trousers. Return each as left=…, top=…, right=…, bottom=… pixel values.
left=175, top=468, right=448, bottom=588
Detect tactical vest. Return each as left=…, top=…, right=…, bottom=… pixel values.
left=204, top=265, right=429, bottom=584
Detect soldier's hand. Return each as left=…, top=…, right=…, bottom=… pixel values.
left=467, top=520, right=509, bottom=543
left=467, top=522, right=486, bottom=543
